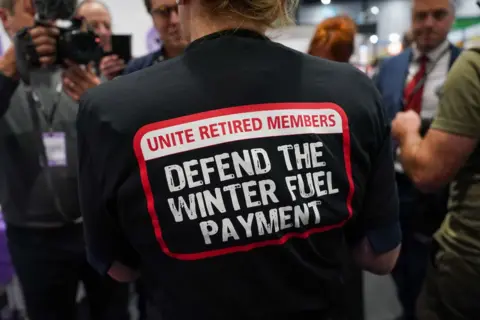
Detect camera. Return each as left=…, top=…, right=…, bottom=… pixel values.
left=15, top=0, right=103, bottom=74
left=34, top=0, right=104, bottom=65
left=56, top=17, right=103, bottom=65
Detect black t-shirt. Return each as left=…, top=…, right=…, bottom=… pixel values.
left=77, top=29, right=400, bottom=320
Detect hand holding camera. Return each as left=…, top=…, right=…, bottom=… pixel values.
left=62, top=60, right=101, bottom=101
left=28, top=23, right=60, bottom=66
left=100, top=55, right=125, bottom=80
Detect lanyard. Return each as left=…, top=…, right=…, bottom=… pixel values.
left=403, top=46, right=450, bottom=109
left=24, top=84, right=75, bottom=223
left=28, top=82, right=63, bottom=130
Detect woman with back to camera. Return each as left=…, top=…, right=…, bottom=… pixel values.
left=76, top=0, right=401, bottom=318
left=308, top=15, right=356, bottom=62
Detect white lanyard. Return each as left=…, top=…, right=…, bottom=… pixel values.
left=28, top=82, right=63, bottom=130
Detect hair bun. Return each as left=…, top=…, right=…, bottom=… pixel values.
left=308, top=15, right=356, bottom=62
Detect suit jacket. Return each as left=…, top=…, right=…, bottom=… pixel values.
left=374, top=44, right=462, bottom=122
left=374, top=44, right=462, bottom=236
left=123, top=49, right=164, bottom=75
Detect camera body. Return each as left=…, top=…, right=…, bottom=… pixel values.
left=56, top=17, right=103, bottom=65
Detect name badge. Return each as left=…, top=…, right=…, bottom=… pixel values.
left=42, top=132, right=67, bottom=167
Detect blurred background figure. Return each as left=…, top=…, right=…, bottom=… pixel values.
left=393, top=47, right=480, bottom=320
left=0, top=0, right=130, bottom=319
left=73, top=1, right=127, bottom=85
left=63, top=1, right=126, bottom=101
left=121, top=0, right=187, bottom=75
left=374, top=0, right=460, bottom=319
left=77, top=0, right=113, bottom=52
left=308, top=15, right=356, bottom=63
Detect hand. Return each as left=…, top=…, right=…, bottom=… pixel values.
left=62, top=61, right=101, bottom=101
left=392, top=110, right=422, bottom=143
left=99, top=55, right=125, bottom=80
left=28, top=24, right=60, bottom=66
left=16, top=11, right=35, bottom=30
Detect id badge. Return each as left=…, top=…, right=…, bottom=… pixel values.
left=42, top=132, right=67, bottom=167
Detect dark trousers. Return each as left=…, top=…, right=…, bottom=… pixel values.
left=136, top=280, right=147, bottom=320
left=342, top=267, right=364, bottom=320
left=6, top=223, right=130, bottom=320
left=136, top=279, right=163, bottom=320
left=416, top=242, right=480, bottom=320
left=392, top=198, right=430, bottom=320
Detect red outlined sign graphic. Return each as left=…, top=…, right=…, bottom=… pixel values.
left=133, top=102, right=354, bottom=260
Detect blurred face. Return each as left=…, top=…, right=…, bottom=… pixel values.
left=77, top=3, right=112, bottom=52
left=0, top=0, right=35, bottom=39
left=411, top=0, right=454, bottom=52
left=150, top=0, right=186, bottom=50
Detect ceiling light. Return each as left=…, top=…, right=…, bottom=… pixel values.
left=389, top=33, right=400, bottom=42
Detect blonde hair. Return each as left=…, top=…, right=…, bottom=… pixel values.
left=206, top=0, right=298, bottom=27
left=308, top=15, right=356, bottom=62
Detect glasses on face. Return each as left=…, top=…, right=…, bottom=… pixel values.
left=151, top=4, right=179, bottom=18
left=414, top=9, right=449, bottom=22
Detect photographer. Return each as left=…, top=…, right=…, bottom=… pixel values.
left=62, top=0, right=124, bottom=101
left=78, top=1, right=126, bottom=80
left=0, top=0, right=129, bottom=319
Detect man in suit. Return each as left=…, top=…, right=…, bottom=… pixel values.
left=100, top=0, right=186, bottom=79
left=374, top=0, right=461, bottom=319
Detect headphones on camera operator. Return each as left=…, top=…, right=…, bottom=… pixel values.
left=13, top=0, right=103, bottom=223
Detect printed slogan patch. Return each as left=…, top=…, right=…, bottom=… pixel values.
left=133, top=103, right=354, bottom=260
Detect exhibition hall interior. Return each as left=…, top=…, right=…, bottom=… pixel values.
left=0, top=0, right=479, bottom=319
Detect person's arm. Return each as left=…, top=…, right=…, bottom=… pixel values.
left=393, top=51, right=480, bottom=192
left=77, top=92, right=140, bottom=282
left=1, top=24, right=60, bottom=117
left=108, top=261, right=140, bottom=282
left=0, top=47, right=20, bottom=117
left=348, top=132, right=401, bottom=275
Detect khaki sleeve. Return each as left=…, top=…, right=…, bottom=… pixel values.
left=431, top=51, right=480, bottom=139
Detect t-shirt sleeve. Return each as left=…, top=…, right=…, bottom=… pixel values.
left=346, top=82, right=401, bottom=254
left=360, top=131, right=401, bottom=253
left=77, top=93, right=140, bottom=275
left=431, top=50, right=480, bottom=139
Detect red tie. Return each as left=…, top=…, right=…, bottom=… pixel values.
left=404, top=55, right=428, bottom=113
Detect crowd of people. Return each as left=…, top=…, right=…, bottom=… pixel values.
left=0, top=0, right=478, bottom=319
